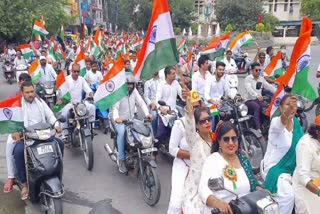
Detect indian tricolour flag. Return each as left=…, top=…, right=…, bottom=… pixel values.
left=74, top=49, right=87, bottom=77
left=60, top=24, right=65, bottom=41
left=83, top=23, right=89, bottom=36
left=200, top=33, right=230, bottom=60
left=115, top=42, right=124, bottom=59
left=19, top=44, right=34, bottom=59
left=133, top=0, right=179, bottom=80
left=53, top=72, right=71, bottom=112
left=229, top=32, right=255, bottom=53
left=94, top=57, right=128, bottom=111
left=93, top=29, right=103, bottom=58
left=264, top=51, right=285, bottom=79
left=187, top=50, right=193, bottom=76
left=267, top=17, right=316, bottom=118
left=32, top=20, right=49, bottom=36
left=0, top=95, right=24, bottom=134
left=132, top=38, right=143, bottom=50
left=177, top=38, right=186, bottom=53
left=28, top=60, right=41, bottom=83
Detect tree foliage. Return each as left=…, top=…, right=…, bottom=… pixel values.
left=214, top=0, right=264, bottom=31
left=262, top=13, right=279, bottom=32
left=301, top=0, right=320, bottom=20
left=106, top=0, right=195, bottom=31
left=0, top=0, right=74, bottom=41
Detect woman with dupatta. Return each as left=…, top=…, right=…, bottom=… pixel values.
left=263, top=94, right=304, bottom=213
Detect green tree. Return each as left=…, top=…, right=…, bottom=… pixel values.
left=255, top=23, right=265, bottom=32
left=301, top=0, right=320, bottom=20
left=0, top=0, right=73, bottom=41
left=262, top=13, right=279, bottom=31
left=225, top=24, right=234, bottom=32
left=170, top=0, right=196, bottom=30
left=214, top=0, right=264, bottom=31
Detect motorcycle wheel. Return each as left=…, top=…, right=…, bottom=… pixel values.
left=80, top=132, right=94, bottom=171
left=45, top=197, right=63, bottom=214
left=138, top=164, right=161, bottom=207
left=241, top=133, right=266, bottom=174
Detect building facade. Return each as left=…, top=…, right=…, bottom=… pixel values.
left=262, top=0, right=302, bottom=22
left=78, top=0, right=105, bottom=31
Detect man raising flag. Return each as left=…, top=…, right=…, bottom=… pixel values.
left=133, top=0, right=179, bottom=80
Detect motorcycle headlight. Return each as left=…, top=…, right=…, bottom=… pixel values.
left=26, top=128, right=55, bottom=140
left=139, top=134, right=153, bottom=148
left=44, top=88, right=54, bottom=95
left=297, top=99, right=304, bottom=109
left=238, top=104, right=248, bottom=117
left=75, top=104, right=87, bottom=116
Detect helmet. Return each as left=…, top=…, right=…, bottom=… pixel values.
left=126, top=73, right=136, bottom=84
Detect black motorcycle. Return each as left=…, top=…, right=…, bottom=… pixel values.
left=218, top=96, right=266, bottom=174
left=40, top=81, right=57, bottom=110
left=209, top=177, right=278, bottom=214
left=106, top=118, right=161, bottom=206
left=63, top=98, right=94, bottom=171
left=17, top=117, right=65, bottom=214
left=3, top=60, right=15, bottom=84
left=156, top=100, right=179, bottom=157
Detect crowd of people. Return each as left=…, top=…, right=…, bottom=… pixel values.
left=1, top=33, right=320, bottom=214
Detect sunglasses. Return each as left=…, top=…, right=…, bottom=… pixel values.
left=73, top=70, right=80, bottom=73
left=254, top=69, right=261, bottom=72
left=222, top=136, right=238, bottom=144
left=198, top=116, right=212, bottom=125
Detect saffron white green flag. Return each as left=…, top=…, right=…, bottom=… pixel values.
left=54, top=71, right=71, bottom=112
left=28, top=60, right=41, bottom=83
left=32, top=20, right=49, bottom=36
left=229, top=32, right=255, bottom=53
left=94, top=57, right=128, bottom=111
left=0, top=95, right=24, bottom=134
left=74, top=49, right=87, bottom=77
left=19, top=44, right=34, bottom=59
left=133, top=0, right=179, bottom=80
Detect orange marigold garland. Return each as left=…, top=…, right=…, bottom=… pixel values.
left=224, top=165, right=237, bottom=190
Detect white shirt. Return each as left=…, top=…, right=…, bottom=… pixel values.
left=156, top=80, right=183, bottom=110
left=222, top=57, right=237, bottom=74
left=24, top=98, right=56, bottom=127
left=130, top=59, right=137, bottom=70
left=317, top=64, right=320, bottom=72
left=265, top=55, right=271, bottom=67
left=84, top=70, right=103, bottom=85
left=8, top=49, right=16, bottom=56
left=159, top=68, right=165, bottom=82
left=67, top=50, right=77, bottom=60
left=111, top=89, right=149, bottom=120
left=264, top=117, right=293, bottom=174
left=65, top=75, right=92, bottom=103
left=14, top=57, right=27, bottom=67
left=144, top=78, right=160, bottom=106
left=39, top=64, right=57, bottom=84
left=199, top=153, right=251, bottom=214
left=192, top=70, right=212, bottom=98
left=204, top=75, right=230, bottom=102
left=244, top=74, right=276, bottom=101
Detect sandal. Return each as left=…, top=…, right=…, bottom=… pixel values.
left=21, top=186, right=29, bottom=201
left=3, top=179, right=14, bottom=193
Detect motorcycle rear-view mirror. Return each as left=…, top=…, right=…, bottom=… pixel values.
left=57, top=115, right=66, bottom=123
left=208, top=177, right=224, bottom=192
left=256, top=82, right=262, bottom=90
left=158, top=100, right=166, bottom=106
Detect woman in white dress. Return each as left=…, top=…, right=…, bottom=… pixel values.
left=263, top=95, right=304, bottom=213
left=292, top=116, right=320, bottom=214
left=199, top=121, right=262, bottom=214
left=182, top=91, right=217, bottom=214
left=167, top=92, right=202, bottom=214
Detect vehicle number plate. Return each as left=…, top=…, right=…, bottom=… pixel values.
left=37, top=145, right=54, bottom=155
left=238, top=116, right=250, bottom=122
left=141, top=147, right=157, bottom=154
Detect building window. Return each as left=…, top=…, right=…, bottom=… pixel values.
left=284, top=0, right=288, bottom=12
left=274, top=0, right=278, bottom=12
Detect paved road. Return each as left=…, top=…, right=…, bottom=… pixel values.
left=0, top=44, right=319, bottom=214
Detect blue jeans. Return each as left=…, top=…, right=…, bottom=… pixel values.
left=115, top=123, right=126, bottom=161
left=151, top=110, right=158, bottom=137
left=13, top=137, right=64, bottom=184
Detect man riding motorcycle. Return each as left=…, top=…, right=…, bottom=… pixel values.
left=222, top=50, right=237, bottom=74
left=13, top=50, right=27, bottom=67
left=58, top=63, right=96, bottom=139
left=3, top=73, right=32, bottom=193
left=35, top=56, right=57, bottom=94
left=244, top=62, right=276, bottom=133
left=84, top=62, right=103, bottom=85
left=11, top=81, right=64, bottom=200
left=110, top=73, right=152, bottom=174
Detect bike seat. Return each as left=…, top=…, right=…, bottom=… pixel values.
left=25, top=122, right=51, bottom=132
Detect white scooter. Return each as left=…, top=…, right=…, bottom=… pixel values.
left=224, top=72, right=239, bottom=100
left=15, top=64, right=29, bottom=82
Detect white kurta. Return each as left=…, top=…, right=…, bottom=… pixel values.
left=263, top=116, right=295, bottom=213
left=167, top=118, right=190, bottom=214
left=293, top=134, right=320, bottom=214
left=199, top=153, right=251, bottom=214
left=182, top=114, right=212, bottom=214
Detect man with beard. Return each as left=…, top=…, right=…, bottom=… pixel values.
left=110, top=73, right=152, bottom=174
left=35, top=56, right=57, bottom=94
left=204, top=61, right=230, bottom=106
